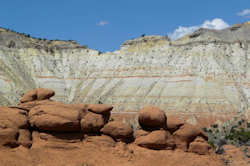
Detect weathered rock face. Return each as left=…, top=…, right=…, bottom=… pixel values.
left=0, top=23, right=249, bottom=121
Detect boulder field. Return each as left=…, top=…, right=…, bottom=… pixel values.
left=1, top=88, right=212, bottom=154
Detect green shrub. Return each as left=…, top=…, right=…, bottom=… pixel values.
left=204, top=117, right=250, bottom=148
left=225, top=128, right=250, bottom=143
left=208, top=140, right=216, bottom=149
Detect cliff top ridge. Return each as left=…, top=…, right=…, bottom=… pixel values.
left=173, top=21, right=250, bottom=44
left=0, top=27, right=87, bottom=49
left=1, top=21, right=250, bottom=51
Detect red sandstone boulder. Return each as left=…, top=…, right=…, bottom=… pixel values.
left=166, top=116, right=185, bottom=133
left=101, top=121, right=133, bottom=142
left=173, top=123, right=208, bottom=151
left=0, top=107, right=28, bottom=147
left=20, top=88, right=55, bottom=103
left=0, top=107, right=28, bottom=129
left=81, top=111, right=110, bottom=133
left=135, top=129, right=150, bottom=138
left=189, top=137, right=211, bottom=155
left=17, top=129, right=32, bottom=148
left=0, top=126, right=18, bottom=147
left=29, top=105, right=81, bottom=132
left=37, top=88, right=55, bottom=100
left=87, top=104, right=113, bottom=114
left=17, top=101, right=88, bottom=116
left=20, top=89, right=37, bottom=103
left=138, top=106, right=166, bottom=130
left=135, top=130, right=175, bottom=150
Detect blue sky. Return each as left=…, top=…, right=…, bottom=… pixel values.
left=0, top=0, right=250, bottom=52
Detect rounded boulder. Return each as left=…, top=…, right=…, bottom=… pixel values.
left=138, top=106, right=167, bottom=130
left=101, top=121, right=133, bottom=143
left=135, top=130, right=175, bottom=150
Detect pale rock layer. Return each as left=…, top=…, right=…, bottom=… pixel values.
left=0, top=24, right=249, bottom=122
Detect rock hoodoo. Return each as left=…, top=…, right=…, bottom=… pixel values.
left=0, top=88, right=212, bottom=155
left=135, top=106, right=210, bottom=153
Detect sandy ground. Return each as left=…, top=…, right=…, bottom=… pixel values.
left=0, top=138, right=225, bottom=166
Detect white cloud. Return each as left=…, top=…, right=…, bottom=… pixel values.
left=97, top=21, right=109, bottom=26
left=168, top=18, right=229, bottom=40
left=168, top=26, right=199, bottom=41
left=201, top=18, right=229, bottom=29
left=237, top=9, right=250, bottom=17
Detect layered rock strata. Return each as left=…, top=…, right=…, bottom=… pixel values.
left=0, top=23, right=249, bottom=122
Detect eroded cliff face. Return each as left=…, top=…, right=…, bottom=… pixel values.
left=0, top=23, right=249, bottom=120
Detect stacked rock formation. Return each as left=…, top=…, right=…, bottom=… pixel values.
left=135, top=106, right=211, bottom=154
left=0, top=88, right=114, bottom=148
left=0, top=88, right=212, bottom=155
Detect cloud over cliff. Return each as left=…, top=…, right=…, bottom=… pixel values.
left=168, top=18, right=230, bottom=40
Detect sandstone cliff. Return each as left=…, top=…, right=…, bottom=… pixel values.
left=0, top=23, right=249, bottom=120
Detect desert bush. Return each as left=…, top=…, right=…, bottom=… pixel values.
left=225, top=128, right=250, bottom=143
left=203, top=116, right=250, bottom=151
